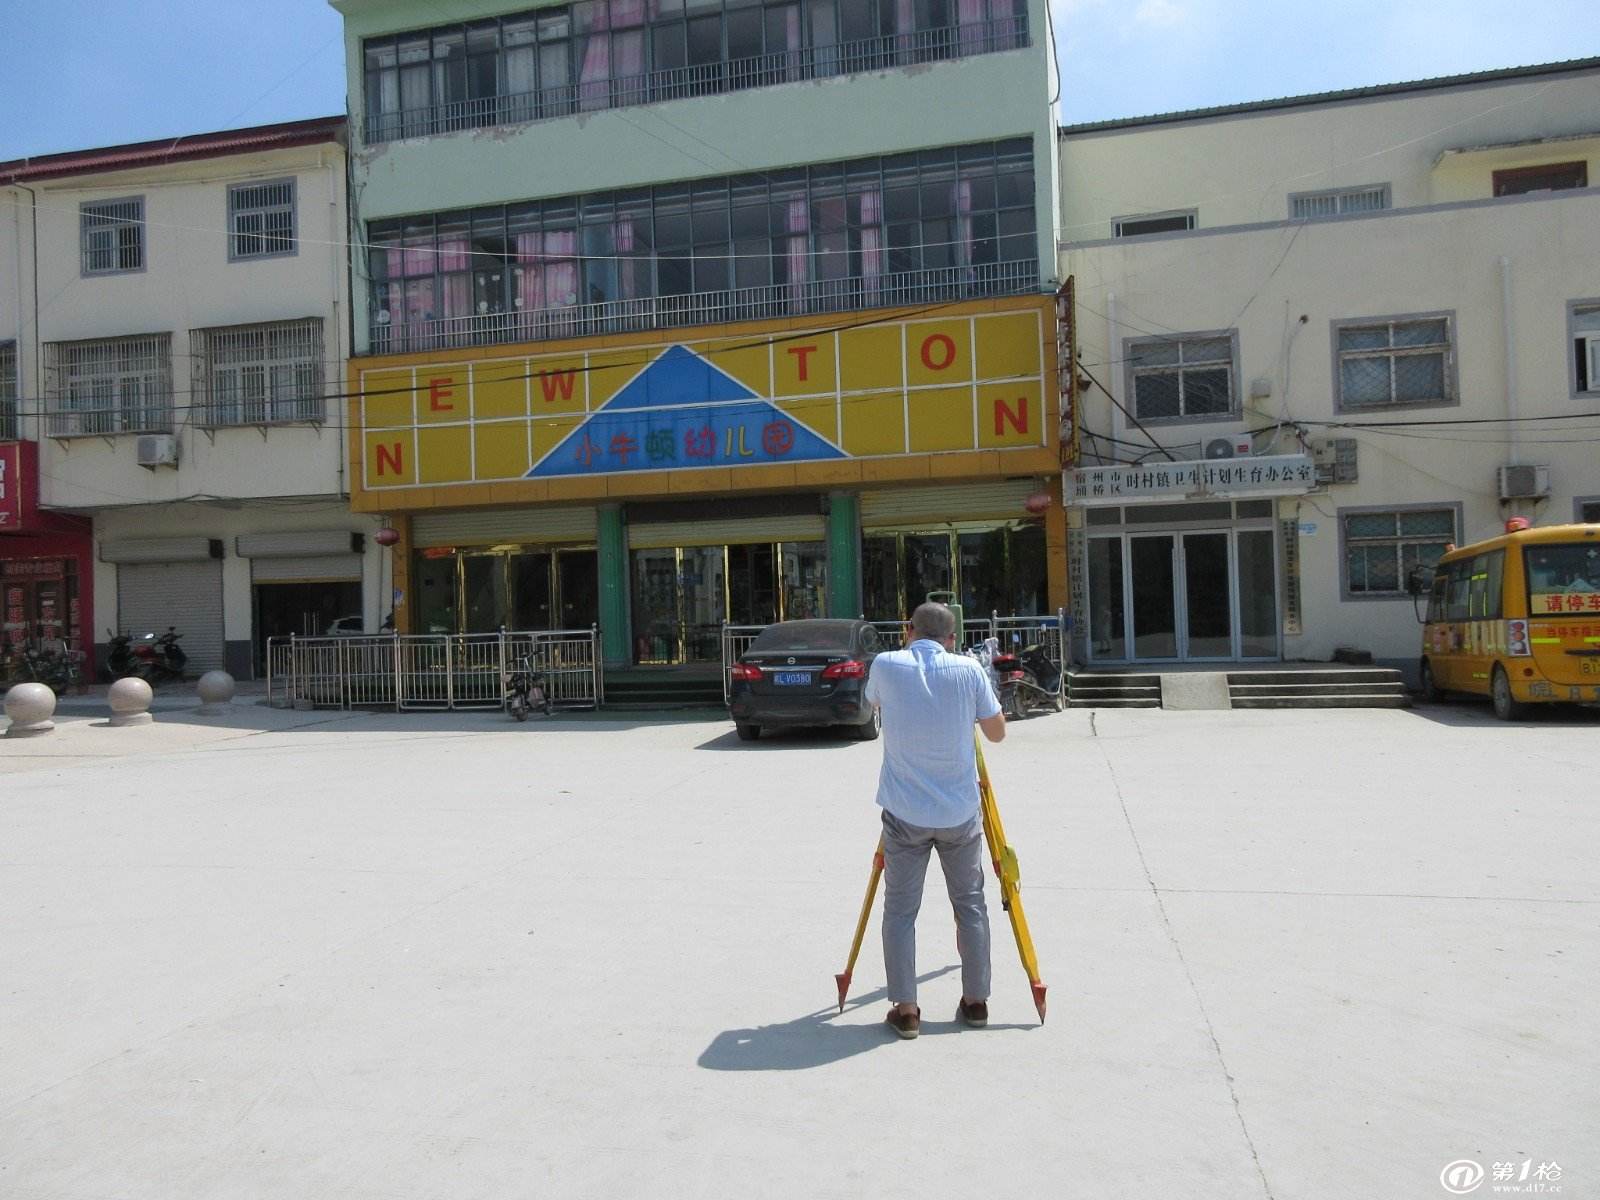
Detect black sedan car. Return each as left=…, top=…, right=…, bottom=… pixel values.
left=728, top=619, right=887, bottom=741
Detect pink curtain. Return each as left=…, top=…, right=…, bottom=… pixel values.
left=614, top=220, right=637, bottom=300
left=895, top=0, right=915, bottom=59
left=786, top=198, right=808, bottom=310
left=514, top=233, right=544, bottom=334
left=578, top=1, right=611, bottom=110
left=437, top=237, right=471, bottom=326
left=957, top=0, right=986, bottom=51
left=859, top=190, right=883, bottom=299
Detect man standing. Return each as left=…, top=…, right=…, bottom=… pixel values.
left=863, top=601, right=1006, bottom=1039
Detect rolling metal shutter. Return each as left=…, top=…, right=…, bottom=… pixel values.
left=116, top=560, right=225, bottom=672
left=413, top=507, right=598, bottom=547
left=860, top=480, right=1043, bottom=526
left=626, top=514, right=827, bottom=549
left=250, top=555, right=363, bottom=583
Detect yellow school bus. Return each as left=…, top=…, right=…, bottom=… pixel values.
left=1420, top=522, right=1600, bottom=719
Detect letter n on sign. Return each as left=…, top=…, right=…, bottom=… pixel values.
left=367, top=434, right=416, bottom=485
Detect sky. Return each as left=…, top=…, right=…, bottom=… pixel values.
left=0, top=0, right=1594, bottom=160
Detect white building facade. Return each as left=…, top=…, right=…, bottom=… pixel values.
left=1, top=119, right=383, bottom=679
left=1058, top=59, right=1600, bottom=678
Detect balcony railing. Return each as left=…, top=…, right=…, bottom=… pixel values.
left=364, top=16, right=1028, bottom=144
left=368, top=259, right=1039, bottom=355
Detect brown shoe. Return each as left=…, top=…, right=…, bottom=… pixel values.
left=957, top=999, right=988, bottom=1028
left=886, top=1006, right=921, bottom=1039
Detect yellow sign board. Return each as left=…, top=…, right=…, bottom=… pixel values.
left=357, top=300, right=1050, bottom=493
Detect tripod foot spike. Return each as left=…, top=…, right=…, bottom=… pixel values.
left=1031, top=982, right=1048, bottom=1024
left=834, top=972, right=852, bottom=1013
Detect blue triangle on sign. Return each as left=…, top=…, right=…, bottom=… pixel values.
left=602, top=344, right=759, bottom=410
left=526, top=344, right=845, bottom=479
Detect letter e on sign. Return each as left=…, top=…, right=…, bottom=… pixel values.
left=428, top=377, right=456, bottom=411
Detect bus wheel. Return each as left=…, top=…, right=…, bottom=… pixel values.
left=1491, top=666, right=1528, bottom=722
left=1420, top=659, right=1444, bottom=704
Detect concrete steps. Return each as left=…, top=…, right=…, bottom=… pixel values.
left=1065, top=666, right=1410, bottom=709
left=1066, top=671, right=1162, bottom=709
left=602, top=670, right=726, bottom=709
left=1227, top=668, right=1409, bottom=709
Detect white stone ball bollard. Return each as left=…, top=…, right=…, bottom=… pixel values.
left=108, top=676, right=155, bottom=727
left=196, top=670, right=236, bottom=713
left=4, top=682, right=57, bottom=738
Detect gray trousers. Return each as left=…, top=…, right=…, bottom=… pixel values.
left=881, top=809, right=991, bottom=1006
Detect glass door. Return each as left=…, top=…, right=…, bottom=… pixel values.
left=781, top=542, right=827, bottom=621
left=557, top=550, right=599, bottom=629
left=1129, top=535, right=1178, bottom=658
left=1235, top=530, right=1278, bottom=659
left=1180, top=532, right=1233, bottom=659
left=679, top=545, right=727, bottom=663
left=511, top=552, right=553, bottom=630
left=630, top=548, right=680, bottom=663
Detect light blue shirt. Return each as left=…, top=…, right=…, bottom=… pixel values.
left=863, top=638, right=1001, bottom=829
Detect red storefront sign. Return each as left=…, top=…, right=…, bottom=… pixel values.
left=0, top=441, right=89, bottom=537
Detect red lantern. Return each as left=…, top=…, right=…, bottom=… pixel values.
left=1023, top=492, right=1052, bottom=515
left=374, top=526, right=401, bottom=547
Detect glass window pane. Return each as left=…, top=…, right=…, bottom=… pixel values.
left=1236, top=529, right=1276, bottom=657
left=1183, top=338, right=1231, bottom=364
left=1338, top=325, right=1389, bottom=350
left=1133, top=372, right=1180, bottom=420
left=1393, top=318, right=1447, bottom=347
left=1393, top=353, right=1446, bottom=402
left=1340, top=357, right=1391, bottom=406
left=1574, top=306, right=1600, bottom=333
left=1347, top=512, right=1398, bottom=539
left=1399, top=509, right=1454, bottom=536
left=1182, top=367, right=1231, bottom=414
left=1131, top=340, right=1179, bottom=366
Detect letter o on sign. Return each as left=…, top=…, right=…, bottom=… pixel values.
left=920, top=334, right=956, bottom=372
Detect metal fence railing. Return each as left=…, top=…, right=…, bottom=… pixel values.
left=368, top=260, right=1039, bottom=355
left=719, top=611, right=1069, bottom=706
left=266, top=628, right=602, bottom=713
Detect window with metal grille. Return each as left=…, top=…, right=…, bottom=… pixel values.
left=80, top=197, right=145, bottom=274
left=1334, top=314, right=1454, bottom=410
left=0, top=342, right=17, bottom=441
left=45, top=335, right=172, bottom=436
left=1288, top=184, right=1390, bottom=220
left=1125, top=332, right=1237, bottom=422
left=1341, top=507, right=1456, bottom=597
left=194, top=319, right=324, bottom=426
left=229, top=180, right=297, bottom=259
left=1571, top=302, right=1600, bottom=396
left=1579, top=499, right=1600, bottom=523
left=1493, top=161, right=1587, bottom=197
left=1112, top=210, right=1196, bottom=238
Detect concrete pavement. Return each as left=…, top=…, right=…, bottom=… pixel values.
left=1, top=701, right=1594, bottom=1198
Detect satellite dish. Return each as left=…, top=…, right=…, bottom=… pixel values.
left=1204, top=438, right=1236, bottom=460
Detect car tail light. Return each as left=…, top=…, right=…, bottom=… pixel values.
left=1005, top=670, right=1025, bottom=680
left=731, top=663, right=762, bottom=682
left=821, top=659, right=866, bottom=680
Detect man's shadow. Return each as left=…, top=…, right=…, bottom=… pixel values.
left=697, top=965, right=1037, bottom=1071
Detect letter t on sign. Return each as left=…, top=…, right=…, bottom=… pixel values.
left=786, top=344, right=817, bottom=382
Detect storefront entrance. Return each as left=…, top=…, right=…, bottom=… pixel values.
left=630, top=542, right=827, bottom=664
left=1, top=557, right=80, bottom=652
left=1084, top=503, right=1279, bottom=663
left=410, top=546, right=599, bottom=635
left=862, top=523, right=1047, bottom=620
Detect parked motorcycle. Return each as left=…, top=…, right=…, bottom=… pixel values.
left=1013, top=642, right=1065, bottom=714
left=132, top=627, right=187, bottom=684
left=967, top=637, right=1024, bottom=720
left=504, top=654, right=552, bottom=721
left=102, top=631, right=135, bottom=681
left=5, top=640, right=82, bottom=692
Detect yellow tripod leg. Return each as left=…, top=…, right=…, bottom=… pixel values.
left=835, top=835, right=886, bottom=1012
left=975, top=736, right=1048, bottom=1023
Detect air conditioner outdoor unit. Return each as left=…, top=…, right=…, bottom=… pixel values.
left=1498, top=464, right=1550, bottom=501
left=1204, top=437, right=1237, bottom=460
left=135, top=434, right=180, bottom=469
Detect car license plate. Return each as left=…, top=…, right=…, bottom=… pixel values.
left=774, top=671, right=812, bottom=686
left=1581, top=658, right=1600, bottom=676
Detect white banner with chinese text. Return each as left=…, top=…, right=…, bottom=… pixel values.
left=1065, top=454, right=1316, bottom=506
